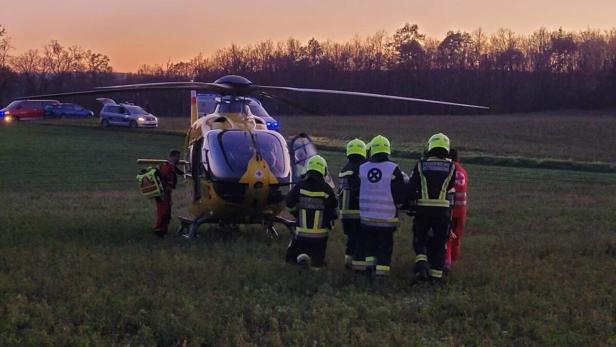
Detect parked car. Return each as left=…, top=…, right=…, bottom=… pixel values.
left=46, top=103, right=95, bottom=118
left=97, top=98, right=158, bottom=128
left=0, top=99, right=60, bottom=122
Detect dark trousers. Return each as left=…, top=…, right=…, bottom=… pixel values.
left=155, top=193, right=172, bottom=233
left=286, top=236, right=328, bottom=267
left=413, top=212, right=450, bottom=277
left=354, top=223, right=395, bottom=272
left=342, top=219, right=361, bottom=257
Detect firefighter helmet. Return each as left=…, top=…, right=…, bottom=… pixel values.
left=307, top=155, right=327, bottom=176
left=369, top=135, right=391, bottom=155
left=427, top=133, right=450, bottom=152
left=346, top=138, right=367, bottom=158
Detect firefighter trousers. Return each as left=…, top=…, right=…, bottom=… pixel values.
left=413, top=212, right=450, bottom=279
left=342, top=219, right=361, bottom=261
left=353, top=223, right=395, bottom=275
left=286, top=235, right=328, bottom=267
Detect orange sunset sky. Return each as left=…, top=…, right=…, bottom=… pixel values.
left=2, top=0, right=615, bottom=72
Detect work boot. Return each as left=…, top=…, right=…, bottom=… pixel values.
left=414, top=261, right=430, bottom=281
left=296, top=253, right=311, bottom=269
left=153, top=228, right=167, bottom=238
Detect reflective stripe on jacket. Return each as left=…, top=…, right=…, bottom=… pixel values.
left=295, top=189, right=329, bottom=238
left=417, top=158, right=455, bottom=208
left=338, top=168, right=360, bottom=219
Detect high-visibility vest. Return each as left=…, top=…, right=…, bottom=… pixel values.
left=359, top=161, right=399, bottom=227
left=338, top=169, right=359, bottom=219
left=295, top=189, right=330, bottom=238
left=417, top=158, right=455, bottom=208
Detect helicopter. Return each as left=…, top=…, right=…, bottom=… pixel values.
left=20, top=75, right=488, bottom=240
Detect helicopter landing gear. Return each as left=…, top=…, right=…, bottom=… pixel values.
left=265, top=224, right=280, bottom=240
left=175, top=216, right=212, bottom=240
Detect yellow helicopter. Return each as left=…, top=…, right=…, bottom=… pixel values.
left=21, top=75, right=488, bottom=239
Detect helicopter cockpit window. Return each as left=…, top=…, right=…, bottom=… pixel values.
left=205, top=130, right=290, bottom=181
left=217, top=100, right=245, bottom=114
left=206, top=131, right=254, bottom=180
left=247, top=100, right=270, bottom=118
left=254, top=132, right=290, bottom=179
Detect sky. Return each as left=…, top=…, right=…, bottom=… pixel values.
left=1, top=0, right=615, bottom=72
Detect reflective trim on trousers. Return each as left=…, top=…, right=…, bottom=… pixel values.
left=415, top=254, right=428, bottom=263
left=352, top=260, right=367, bottom=271
left=429, top=269, right=443, bottom=278
left=344, top=255, right=353, bottom=265
left=375, top=265, right=390, bottom=276
left=365, top=256, right=376, bottom=266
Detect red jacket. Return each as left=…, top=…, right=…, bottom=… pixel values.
left=159, top=162, right=178, bottom=194
left=452, top=161, right=467, bottom=218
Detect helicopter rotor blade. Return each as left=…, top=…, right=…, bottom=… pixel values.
left=251, top=85, right=490, bottom=110
left=254, top=91, right=326, bottom=116
left=17, top=82, right=233, bottom=100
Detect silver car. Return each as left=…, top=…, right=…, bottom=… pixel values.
left=98, top=99, right=158, bottom=128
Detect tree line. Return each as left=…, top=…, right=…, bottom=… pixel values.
left=1, top=23, right=616, bottom=115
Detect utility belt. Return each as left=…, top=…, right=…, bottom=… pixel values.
left=340, top=209, right=360, bottom=220
left=416, top=198, right=451, bottom=208
left=295, top=226, right=330, bottom=238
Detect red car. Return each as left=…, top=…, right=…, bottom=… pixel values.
left=0, top=99, right=60, bottom=122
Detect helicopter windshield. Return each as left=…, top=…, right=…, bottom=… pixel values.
left=217, top=100, right=245, bottom=113
left=205, top=130, right=290, bottom=181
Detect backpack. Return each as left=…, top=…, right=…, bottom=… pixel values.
left=136, top=167, right=164, bottom=199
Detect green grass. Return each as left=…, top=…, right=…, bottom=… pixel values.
left=0, top=122, right=615, bottom=345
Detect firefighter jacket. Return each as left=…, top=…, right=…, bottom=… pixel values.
left=409, top=157, right=456, bottom=215
left=338, top=155, right=366, bottom=220
left=452, top=161, right=468, bottom=218
left=287, top=172, right=338, bottom=238
left=358, top=154, right=406, bottom=228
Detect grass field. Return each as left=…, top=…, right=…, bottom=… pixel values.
left=1, top=121, right=615, bottom=345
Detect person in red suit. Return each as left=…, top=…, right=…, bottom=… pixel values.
left=445, top=148, right=467, bottom=272
left=154, top=150, right=182, bottom=237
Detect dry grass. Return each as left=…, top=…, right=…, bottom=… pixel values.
left=0, top=123, right=615, bottom=345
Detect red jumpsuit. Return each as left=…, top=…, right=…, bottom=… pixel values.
left=445, top=161, right=467, bottom=271
left=155, top=162, right=178, bottom=234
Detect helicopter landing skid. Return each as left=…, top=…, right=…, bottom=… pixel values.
left=175, top=216, right=216, bottom=240
left=175, top=215, right=296, bottom=241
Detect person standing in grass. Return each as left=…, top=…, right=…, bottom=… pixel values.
left=408, top=134, right=456, bottom=282
left=286, top=155, right=338, bottom=269
left=338, top=139, right=367, bottom=269
left=445, top=148, right=468, bottom=273
left=153, top=149, right=182, bottom=237
left=354, top=135, right=407, bottom=277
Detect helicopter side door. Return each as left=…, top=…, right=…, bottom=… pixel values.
left=288, top=133, right=334, bottom=188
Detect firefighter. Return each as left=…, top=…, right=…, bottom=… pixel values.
left=286, top=155, right=338, bottom=268
left=353, top=135, right=407, bottom=277
left=445, top=148, right=468, bottom=272
left=154, top=149, right=182, bottom=237
left=338, top=139, right=367, bottom=268
left=409, top=133, right=456, bottom=282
